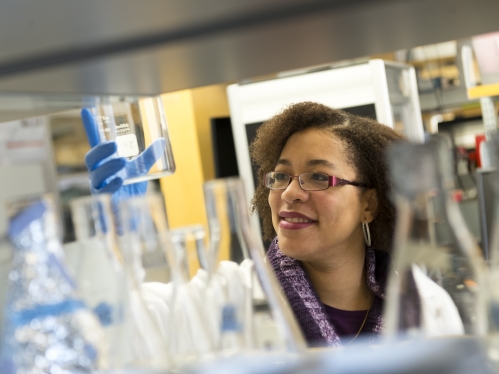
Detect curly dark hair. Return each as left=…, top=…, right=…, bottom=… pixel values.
left=249, top=101, right=406, bottom=252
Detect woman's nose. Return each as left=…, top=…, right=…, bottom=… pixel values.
left=281, top=177, right=309, bottom=203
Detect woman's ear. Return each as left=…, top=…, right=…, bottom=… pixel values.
left=362, top=189, right=378, bottom=223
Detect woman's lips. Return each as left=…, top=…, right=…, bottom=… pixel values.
left=279, top=211, right=316, bottom=230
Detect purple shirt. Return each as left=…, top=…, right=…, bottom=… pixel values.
left=267, top=238, right=388, bottom=347
left=323, top=303, right=368, bottom=342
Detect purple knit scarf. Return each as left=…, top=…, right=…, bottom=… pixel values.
left=267, top=237, right=389, bottom=347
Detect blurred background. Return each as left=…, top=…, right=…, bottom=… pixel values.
left=1, top=0, right=499, bottom=262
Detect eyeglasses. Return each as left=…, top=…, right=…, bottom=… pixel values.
left=264, top=171, right=369, bottom=191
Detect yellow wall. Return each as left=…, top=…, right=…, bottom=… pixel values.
left=160, top=90, right=207, bottom=229
left=159, top=84, right=231, bottom=276
left=191, top=84, right=230, bottom=181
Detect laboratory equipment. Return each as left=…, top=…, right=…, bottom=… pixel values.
left=383, top=136, right=489, bottom=339
left=69, top=194, right=132, bottom=368
left=0, top=195, right=106, bottom=373
left=203, top=178, right=307, bottom=353
left=167, top=225, right=215, bottom=366
left=170, top=224, right=207, bottom=280
left=83, top=95, right=175, bottom=185
left=115, top=194, right=172, bottom=368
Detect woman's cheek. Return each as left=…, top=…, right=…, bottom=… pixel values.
left=268, top=192, right=280, bottom=231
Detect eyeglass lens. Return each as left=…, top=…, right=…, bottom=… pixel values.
left=266, top=172, right=329, bottom=191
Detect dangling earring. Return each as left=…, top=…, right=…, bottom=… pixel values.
left=362, top=220, right=371, bottom=247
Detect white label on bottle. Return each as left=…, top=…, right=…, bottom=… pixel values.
left=116, top=134, right=140, bottom=158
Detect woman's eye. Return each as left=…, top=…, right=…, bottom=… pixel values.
left=275, top=173, right=287, bottom=181
left=310, top=173, right=328, bottom=181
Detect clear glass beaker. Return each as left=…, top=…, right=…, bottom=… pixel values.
left=83, top=95, right=175, bottom=185
left=383, top=136, right=489, bottom=339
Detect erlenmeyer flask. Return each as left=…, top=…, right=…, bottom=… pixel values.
left=0, top=195, right=106, bottom=373
left=170, top=224, right=208, bottom=278
left=69, top=194, right=132, bottom=368
left=203, top=178, right=307, bottom=353
left=116, top=194, right=171, bottom=368
left=384, top=136, right=489, bottom=339
left=168, top=225, right=215, bottom=364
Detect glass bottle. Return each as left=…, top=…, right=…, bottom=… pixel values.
left=0, top=195, right=106, bottom=373
left=69, top=194, right=132, bottom=368
left=383, top=136, right=489, bottom=339
left=203, top=178, right=307, bottom=353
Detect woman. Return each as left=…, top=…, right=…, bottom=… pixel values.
left=249, top=102, right=405, bottom=347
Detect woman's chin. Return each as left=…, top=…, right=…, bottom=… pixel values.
left=277, top=236, right=310, bottom=260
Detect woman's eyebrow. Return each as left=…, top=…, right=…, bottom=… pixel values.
left=275, top=159, right=291, bottom=166
left=306, top=159, right=337, bottom=169
left=276, top=159, right=337, bottom=168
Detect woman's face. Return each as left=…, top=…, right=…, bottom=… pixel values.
left=268, top=128, right=375, bottom=263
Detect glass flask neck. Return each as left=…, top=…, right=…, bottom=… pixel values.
left=404, top=191, right=439, bottom=248
left=385, top=191, right=488, bottom=338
